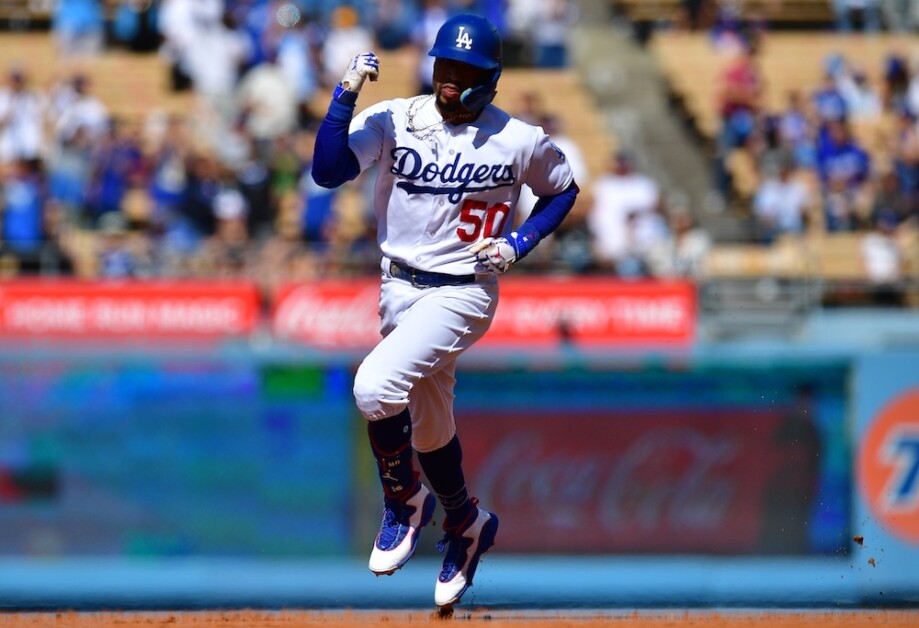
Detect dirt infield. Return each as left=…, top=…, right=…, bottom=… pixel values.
left=1, top=610, right=918, bottom=627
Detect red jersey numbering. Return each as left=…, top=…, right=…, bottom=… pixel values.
left=456, top=199, right=511, bottom=242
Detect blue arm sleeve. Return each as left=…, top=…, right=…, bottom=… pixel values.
left=311, top=87, right=362, bottom=189
left=508, top=182, right=579, bottom=259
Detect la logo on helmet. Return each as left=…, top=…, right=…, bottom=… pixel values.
left=455, top=26, right=473, bottom=49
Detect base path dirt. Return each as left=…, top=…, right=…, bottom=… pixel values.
left=1, top=610, right=918, bottom=627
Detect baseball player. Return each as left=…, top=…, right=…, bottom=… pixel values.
left=311, top=13, right=579, bottom=610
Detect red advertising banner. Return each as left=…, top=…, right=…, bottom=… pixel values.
left=273, top=280, right=382, bottom=348
left=460, top=409, right=811, bottom=554
left=273, top=277, right=696, bottom=347
left=0, top=278, right=696, bottom=344
left=489, top=277, right=695, bottom=345
left=0, top=280, right=260, bottom=338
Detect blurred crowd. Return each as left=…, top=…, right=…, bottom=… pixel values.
left=4, top=0, right=709, bottom=291
left=2, top=0, right=918, bottom=306
left=2, top=0, right=711, bottom=300
left=702, top=12, right=919, bottom=305
left=487, top=88, right=712, bottom=282
left=0, top=0, right=584, bottom=298
left=676, top=0, right=919, bottom=34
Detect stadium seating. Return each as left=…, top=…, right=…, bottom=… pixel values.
left=0, top=33, right=612, bottom=185
left=687, top=26, right=919, bottom=305
left=0, top=32, right=614, bottom=279
left=650, top=30, right=918, bottom=253
left=611, top=0, right=835, bottom=27
left=703, top=234, right=809, bottom=278
left=0, top=0, right=119, bottom=23
left=0, top=32, right=193, bottom=116
left=702, top=226, right=919, bottom=307
left=651, top=31, right=914, bottom=161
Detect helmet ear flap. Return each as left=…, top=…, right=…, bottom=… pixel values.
left=459, top=85, right=496, bottom=111
left=459, top=67, right=501, bottom=111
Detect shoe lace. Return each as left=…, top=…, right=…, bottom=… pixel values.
left=436, top=498, right=479, bottom=575
left=377, top=499, right=408, bottom=547
left=436, top=530, right=463, bottom=576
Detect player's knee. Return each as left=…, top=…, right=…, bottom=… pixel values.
left=352, top=370, right=381, bottom=419
left=353, top=365, right=402, bottom=420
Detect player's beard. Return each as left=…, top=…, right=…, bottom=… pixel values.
left=437, top=95, right=463, bottom=114
left=435, top=86, right=479, bottom=124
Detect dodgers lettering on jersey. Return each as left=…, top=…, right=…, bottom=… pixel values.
left=390, top=147, right=516, bottom=202
left=347, top=95, right=573, bottom=276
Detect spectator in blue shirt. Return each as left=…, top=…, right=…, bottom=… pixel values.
left=832, top=0, right=881, bottom=32
left=97, top=211, right=138, bottom=278
left=816, top=119, right=871, bottom=191
left=817, top=119, right=871, bottom=231
left=777, top=89, right=817, bottom=169
left=812, top=74, right=848, bottom=128
left=86, top=117, right=146, bottom=225
left=882, top=53, right=911, bottom=114
left=890, top=105, right=919, bottom=199
left=52, top=0, right=105, bottom=56
left=1, top=158, right=45, bottom=267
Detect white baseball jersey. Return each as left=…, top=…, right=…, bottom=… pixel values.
left=347, top=94, right=575, bottom=275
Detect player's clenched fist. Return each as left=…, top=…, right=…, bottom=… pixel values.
left=470, top=237, right=518, bottom=275
left=341, top=52, right=380, bottom=94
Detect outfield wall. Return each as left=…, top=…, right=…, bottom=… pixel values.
left=0, top=311, right=917, bottom=608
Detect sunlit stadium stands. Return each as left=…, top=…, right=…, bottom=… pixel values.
left=0, top=32, right=193, bottom=116
left=0, top=33, right=611, bottom=184
left=0, top=30, right=614, bottom=282
left=651, top=31, right=918, bottom=189
left=612, top=0, right=836, bottom=27
left=0, top=0, right=119, bottom=23
left=647, top=32, right=919, bottom=300
left=1, top=17, right=915, bottom=308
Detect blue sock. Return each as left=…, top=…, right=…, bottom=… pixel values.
left=367, top=408, right=418, bottom=502
left=417, top=435, right=475, bottom=530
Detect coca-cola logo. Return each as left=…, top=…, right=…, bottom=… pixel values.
left=473, top=428, right=739, bottom=535
left=271, top=279, right=694, bottom=347
left=274, top=285, right=381, bottom=346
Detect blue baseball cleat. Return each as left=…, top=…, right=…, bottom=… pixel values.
left=369, top=483, right=436, bottom=575
left=434, top=504, right=499, bottom=610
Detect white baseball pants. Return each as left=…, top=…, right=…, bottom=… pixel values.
left=353, top=259, right=498, bottom=453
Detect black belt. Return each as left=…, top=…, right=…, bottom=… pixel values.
left=389, top=260, right=476, bottom=288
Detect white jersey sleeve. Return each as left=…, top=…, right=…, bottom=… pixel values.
left=347, top=100, right=391, bottom=170
left=523, top=129, right=576, bottom=198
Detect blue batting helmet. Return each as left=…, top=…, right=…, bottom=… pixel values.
left=428, top=13, right=502, bottom=111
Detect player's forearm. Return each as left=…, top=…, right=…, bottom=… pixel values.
left=313, top=52, right=380, bottom=188
left=311, top=89, right=361, bottom=188
left=512, top=181, right=579, bottom=259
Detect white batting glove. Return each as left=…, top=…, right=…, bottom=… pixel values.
left=341, top=52, right=379, bottom=93
left=470, top=236, right=518, bottom=275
